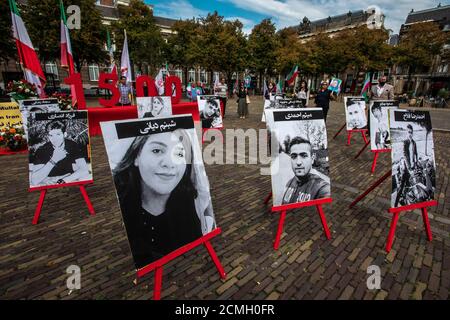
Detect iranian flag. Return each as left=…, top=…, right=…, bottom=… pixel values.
left=9, top=0, right=46, bottom=97
left=285, top=65, right=299, bottom=86
left=60, top=0, right=77, bottom=106
left=106, top=29, right=117, bottom=75
left=120, top=29, right=132, bottom=83
left=361, top=72, right=371, bottom=101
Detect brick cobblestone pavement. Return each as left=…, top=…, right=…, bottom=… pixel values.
left=0, top=96, right=449, bottom=300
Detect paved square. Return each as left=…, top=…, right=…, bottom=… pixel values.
left=0, top=97, right=449, bottom=300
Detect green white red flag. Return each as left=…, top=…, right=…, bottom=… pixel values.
left=9, top=0, right=46, bottom=97
left=60, top=0, right=77, bottom=107
left=285, top=65, right=299, bottom=86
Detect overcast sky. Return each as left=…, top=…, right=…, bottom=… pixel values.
left=148, top=0, right=449, bottom=35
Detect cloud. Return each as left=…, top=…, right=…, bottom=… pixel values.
left=222, top=0, right=446, bottom=33
left=225, top=16, right=256, bottom=34
left=153, top=0, right=209, bottom=20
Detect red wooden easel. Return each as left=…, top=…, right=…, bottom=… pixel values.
left=135, top=228, right=226, bottom=300
left=264, top=193, right=332, bottom=250
left=346, top=129, right=368, bottom=146
left=30, top=180, right=95, bottom=225
left=369, top=149, right=390, bottom=174
left=332, top=123, right=346, bottom=140
left=349, top=170, right=437, bottom=253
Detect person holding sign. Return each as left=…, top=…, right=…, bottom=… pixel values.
left=30, top=120, right=89, bottom=186
left=282, top=137, right=331, bottom=204
left=314, top=81, right=335, bottom=122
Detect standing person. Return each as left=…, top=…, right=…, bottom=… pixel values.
left=237, top=81, right=248, bottom=119
left=296, top=80, right=308, bottom=107
left=370, top=75, right=394, bottom=100
left=314, top=80, right=335, bottom=122
left=117, top=76, right=133, bottom=106
left=403, top=124, right=418, bottom=170
left=214, top=78, right=228, bottom=118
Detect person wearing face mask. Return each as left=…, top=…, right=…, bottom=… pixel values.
left=370, top=75, right=394, bottom=100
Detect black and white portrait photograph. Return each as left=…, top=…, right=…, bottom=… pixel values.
left=197, top=95, right=223, bottom=129
left=100, top=115, right=216, bottom=269
left=369, top=100, right=399, bottom=151
left=136, top=96, right=172, bottom=119
left=19, top=98, right=60, bottom=139
left=344, top=97, right=367, bottom=130
left=390, top=110, right=436, bottom=208
left=266, top=108, right=331, bottom=206
left=27, top=111, right=92, bottom=189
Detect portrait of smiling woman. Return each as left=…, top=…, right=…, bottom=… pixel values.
left=102, top=116, right=215, bottom=269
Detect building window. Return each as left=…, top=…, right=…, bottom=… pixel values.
left=175, top=69, right=183, bottom=82
left=188, top=69, right=195, bottom=83
left=88, top=64, right=100, bottom=81
left=200, top=70, right=207, bottom=83
left=45, top=62, right=59, bottom=80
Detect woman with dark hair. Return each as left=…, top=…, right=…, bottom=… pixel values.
left=112, top=129, right=204, bottom=269
left=143, top=96, right=165, bottom=118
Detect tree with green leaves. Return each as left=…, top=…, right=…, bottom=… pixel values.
left=23, top=0, right=108, bottom=72
left=113, top=0, right=166, bottom=76
left=1, top=0, right=16, bottom=63
left=165, top=18, right=200, bottom=84
left=394, top=21, right=448, bottom=92
left=248, top=19, right=278, bottom=89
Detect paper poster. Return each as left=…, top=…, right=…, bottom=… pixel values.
left=344, top=97, right=367, bottom=130
left=266, top=108, right=331, bottom=206
left=27, top=110, right=92, bottom=189
left=100, top=115, right=216, bottom=269
left=369, top=100, right=399, bottom=151
left=197, top=95, right=223, bottom=129
left=390, top=110, right=436, bottom=208
left=137, top=96, right=173, bottom=118
left=0, top=102, right=22, bottom=129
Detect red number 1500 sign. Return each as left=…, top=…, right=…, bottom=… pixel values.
left=64, top=72, right=182, bottom=109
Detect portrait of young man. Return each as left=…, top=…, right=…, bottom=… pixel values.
left=28, top=112, right=92, bottom=188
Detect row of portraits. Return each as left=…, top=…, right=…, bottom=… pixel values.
left=18, top=96, right=437, bottom=271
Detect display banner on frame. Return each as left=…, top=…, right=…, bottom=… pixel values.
left=344, top=97, right=367, bottom=130
left=266, top=108, right=331, bottom=206
left=100, top=115, right=217, bottom=269
left=389, top=109, right=436, bottom=208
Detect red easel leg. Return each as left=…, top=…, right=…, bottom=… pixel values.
left=79, top=185, right=95, bottom=216
left=153, top=266, right=163, bottom=300
left=347, top=132, right=352, bottom=146
left=333, top=123, right=346, bottom=139
left=316, top=204, right=331, bottom=240
left=32, top=190, right=47, bottom=225
left=371, top=152, right=379, bottom=174
left=349, top=169, right=392, bottom=208
left=386, top=212, right=400, bottom=253
left=204, top=241, right=226, bottom=279
left=354, top=140, right=370, bottom=159
left=274, top=210, right=287, bottom=250
left=362, top=131, right=369, bottom=144
left=264, top=192, right=272, bottom=204
left=421, top=207, right=433, bottom=241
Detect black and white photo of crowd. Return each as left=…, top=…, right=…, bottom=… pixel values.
left=344, top=97, right=367, bottom=130
left=267, top=108, right=331, bottom=206
left=369, top=100, right=399, bottom=151
left=390, top=110, right=436, bottom=208
left=100, top=115, right=216, bottom=269
left=19, top=98, right=60, bottom=139
left=27, top=110, right=92, bottom=188
left=137, top=96, right=172, bottom=119
left=197, top=95, right=223, bottom=129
